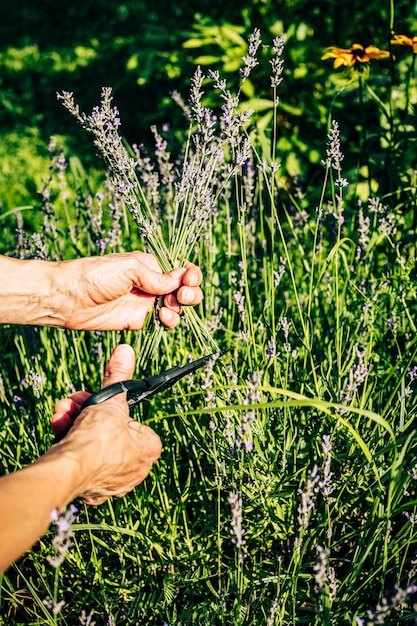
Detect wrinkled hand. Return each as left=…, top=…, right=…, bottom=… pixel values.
left=56, top=252, right=203, bottom=330
left=51, top=344, right=162, bottom=504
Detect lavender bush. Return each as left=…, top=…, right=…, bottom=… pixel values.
left=1, top=28, right=417, bottom=626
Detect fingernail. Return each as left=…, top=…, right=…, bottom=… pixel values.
left=112, top=344, right=135, bottom=364
left=187, top=272, right=199, bottom=287
left=181, top=287, right=194, bottom=304
left=161, top=308, right=176, bottom=321
left=170, top=268, right=187, bottom=280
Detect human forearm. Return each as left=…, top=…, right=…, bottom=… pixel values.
left=0, top=255, right=65, bottom=327
left=0, top=252, right=203, bottom=331
left=0, top=447, right=83, bottom=572
left=0, top=345, right=162, bottom=573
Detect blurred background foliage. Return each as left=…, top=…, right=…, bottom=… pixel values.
left=0, top=0, right=416, bottom=215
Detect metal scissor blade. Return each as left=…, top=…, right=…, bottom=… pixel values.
left=125, top=350, right=226, bottom=407
left=81, top=349, right=226, bottom=409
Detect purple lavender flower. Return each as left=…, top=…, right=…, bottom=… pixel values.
left=266, top=337, right=277, bottom=358
left=270, top=34, right=285, bottom=92
left=46, top=504, right=78, bottom=568
left=325, top=120, right=344, bottom=172
left=227, top=490, right=246, bottom=557
left=13, top=395, right=25, bottom=408
left=43, top=597, right=65, bottom=615
left=240, top=28, right=262, bottom=81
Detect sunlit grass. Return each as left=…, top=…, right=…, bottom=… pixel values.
left=1, top=30, right=417, bottom=626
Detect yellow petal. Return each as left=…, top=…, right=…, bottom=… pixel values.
left=321, top=51, right=337, bottom=60
left=365, top=45, right=390, bottom=60
left=391, top=34, right=412, bottom=46
left=334, top=53, right=355, bottom=68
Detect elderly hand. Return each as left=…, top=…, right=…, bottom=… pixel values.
left=0, top=344, right=162, bottom=572
left=55, top=252, right=203, bottom=331
left=0, top=252, right=203, bottom=330
left=51, top=343, right=162, bottom=504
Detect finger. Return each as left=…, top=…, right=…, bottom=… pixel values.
left=163, top=292, right=182, bottom=313
left=54, top=391, right=91, bottom=414
left=183, top=262, right=203, bottom=288
left=164, top=286, right=203, bottom=309
left=51, top=412, right=74, bottom=435
left=51, top=392, right=91, bottom=435
left=158, top=307, right=180, bottom=329
left=176, top=285, right=204, bottom=306
left=101, top=344, right=136, bottom=391
left=132, top=264, right=188, bottom=296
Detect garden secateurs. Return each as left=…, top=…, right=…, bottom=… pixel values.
left=82, top=350, right=225, bottom=409
left=54, top=350, right=226, bottom=442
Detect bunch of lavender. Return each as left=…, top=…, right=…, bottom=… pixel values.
left=57, top=41, right=258, bottom=357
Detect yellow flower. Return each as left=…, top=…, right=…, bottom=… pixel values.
left=391, top=34, right=417, bottom=53
left=322, top=43, right=390, bottom=68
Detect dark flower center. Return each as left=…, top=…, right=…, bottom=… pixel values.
left=353, top=47, right=366, bottom=59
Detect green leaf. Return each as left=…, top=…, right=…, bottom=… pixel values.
left=193, top=55, right=222, bottom=66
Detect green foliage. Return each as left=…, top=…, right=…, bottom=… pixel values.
left=0, top=129, right=44, bottom=213
left=2, top=30, right=417, bottom=623
left=2, top=3, right=417, bottom=625
left=1, top=0, right=415, bottom=215
left=180, top=4, right=417, bottom=209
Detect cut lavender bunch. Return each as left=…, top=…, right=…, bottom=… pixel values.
left=57, top=40, right=259, bottom=356
left=57, top=88, right=173, bottom=272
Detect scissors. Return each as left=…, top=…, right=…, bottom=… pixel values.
left=54, top=350, right=226, bottom=442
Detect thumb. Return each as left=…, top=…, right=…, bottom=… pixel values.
left=136, top=267, right=187, bottom=295
left=101, top=344, right=136, bottom=389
